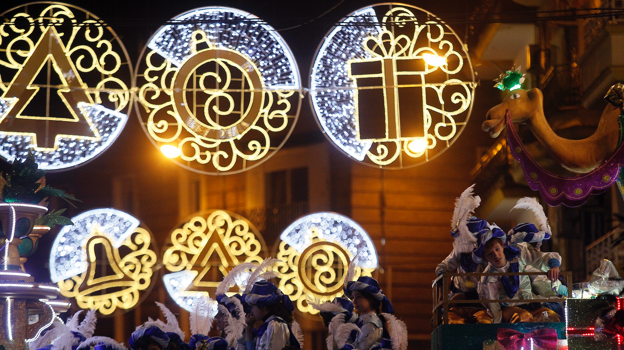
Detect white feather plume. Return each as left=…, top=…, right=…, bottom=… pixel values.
left=139, top=317, right=167, bottom=332
left=218, top=304, right=237, bottom=347
left=291, top=319, right=304, bottom=349
left=77, top=337, right=127, bottom=350
left=334, top=323, right=360, bottom=349
left=451, top=185, right=481, bottom=253
left=244, top=258, right=281, bottom=294
left=190, top=296, right=213, bottom=336
left=29, top=321, right=65, bottom=350
left=381, top=313, right=408, bottom=350
left=155, top=302, right=185, bottom=339
left=227, top=297, right=246, bottom=343
left=52, top=328, right=77, bottom=350
left=66, top=310, right=84, bottom=332
left=511, top=197, right=551, bottom=233
left=344, top=253, right=359, bottom=286
left=76, top=309, right=97, bottom=338
left=327, top=313, right=347, bottom=345
left=308, top=298, right=345, bottom=314
left=216, top=262, right=257, bottom=296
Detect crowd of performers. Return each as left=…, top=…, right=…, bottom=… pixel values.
left=29, top=258, right=408, bottom=350
left=436, top=185, right=567, bottom=324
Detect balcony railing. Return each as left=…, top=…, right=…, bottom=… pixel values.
left=432, top=271, right=572, bottom=327
left=585, top=226, right=624, bottom=274
left=244, top=202, right=309, bottom=249
left=585, top=0, right=624, bottom=51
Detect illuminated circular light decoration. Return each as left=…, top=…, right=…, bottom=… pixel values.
left=135, top=7, right=302, bottom=175
left=0, top=3, right=133, bottom=170
left=49, top=209, right=157, bottom=315
left=162, top=210, right=267, bottom=312
left=309, top=4, right=476, bottom=168
left=275, top=212, right=377, bottom=314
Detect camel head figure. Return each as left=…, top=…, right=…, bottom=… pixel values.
left=482, top=87, right=621, bottom=174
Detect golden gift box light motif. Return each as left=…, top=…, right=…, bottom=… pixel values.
left=347, top=6, right=476, bottom=167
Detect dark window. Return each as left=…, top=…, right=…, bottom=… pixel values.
left=290, top=167, right=309, bottom=204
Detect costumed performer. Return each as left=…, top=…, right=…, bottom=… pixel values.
left=344, top=260, right=408, bottom=350
left=435, top=184, right=491, bottom=324
left=215, top=262, right=257, bottom=350
left=476, top=226, right=561, bottom=323
left=507, top=197, right=567, bottom=320
left=309, top=296, right=360, bottom=350
left=129, top=301, right=189, bottom=350
left=243, top=258, right=302, bottom=350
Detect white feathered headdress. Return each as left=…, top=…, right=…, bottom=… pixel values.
left=155, top=302, right=185, bottom=339
left=243, top=258, right=281, bottom=294
left=510, top=197, right=551, bottom=248
left=190, top=295, right=214, bottom=336
left=381, top=313, right=408, bottom=350
left=77, top=337, right=128, bottom=350
left=451, top=184, right=481, bottom=253
left=30, top=309, right=98, bottom=350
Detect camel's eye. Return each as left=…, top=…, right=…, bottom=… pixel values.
left=509, top=93, right=521, bottom=100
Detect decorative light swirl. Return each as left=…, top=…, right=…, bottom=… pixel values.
left=0, top=3, right=132, bottom=170
left=310, top=4, right=476, bottom=169
left=135, top=7, right=301, bottom=175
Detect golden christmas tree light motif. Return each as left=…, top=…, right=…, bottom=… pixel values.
left=162, top=210, right=266, bottom=312
left=0, top=3, right=132, bottom=170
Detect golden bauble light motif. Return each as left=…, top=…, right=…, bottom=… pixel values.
left=135, top=7, right=302, bottom=175
left=275, top=212, right=377, bottom=314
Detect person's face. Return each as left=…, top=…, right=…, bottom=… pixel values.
left=147, top=345, right=162, bottom=350
left=251, top=304, right=267, bottom=320
left=352, top=291, right=372, bottom=314
left=483, top=241, right=506, bottom=268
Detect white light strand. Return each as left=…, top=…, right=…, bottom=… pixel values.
left=6, top=297, right=12, bottom=341
left=25, top=301, right=55, bottom=343
left=280, top=212, right=378, bottom=268
left=49, top=208, right=140, bottom=282
left=3, top=204, right=16, bottom=270
left=148, top=7, right=300, bottom=89
left=0, top=103, right=128, bottom=170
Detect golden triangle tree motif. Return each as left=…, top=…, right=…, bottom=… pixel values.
left=186, top=228, right=238, bottom=292
left=0, top=26, right=98, bottom=150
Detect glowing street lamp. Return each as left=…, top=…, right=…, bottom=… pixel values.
left=407, top=138, right=428, bottom=154
left=422, top=53, right=447, bottom=67
left=160, top=145, right=181, bottom=159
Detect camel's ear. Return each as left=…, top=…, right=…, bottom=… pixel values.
left=527, top=88, right=541, bottom=101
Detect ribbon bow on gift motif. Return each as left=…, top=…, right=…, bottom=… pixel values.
left=497, top=328, right=558, bottom=350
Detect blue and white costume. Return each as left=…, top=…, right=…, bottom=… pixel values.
left=243, top=281, right=301, bottom=350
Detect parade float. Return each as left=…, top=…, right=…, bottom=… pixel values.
left=0, top=154, right=76, bottom=349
